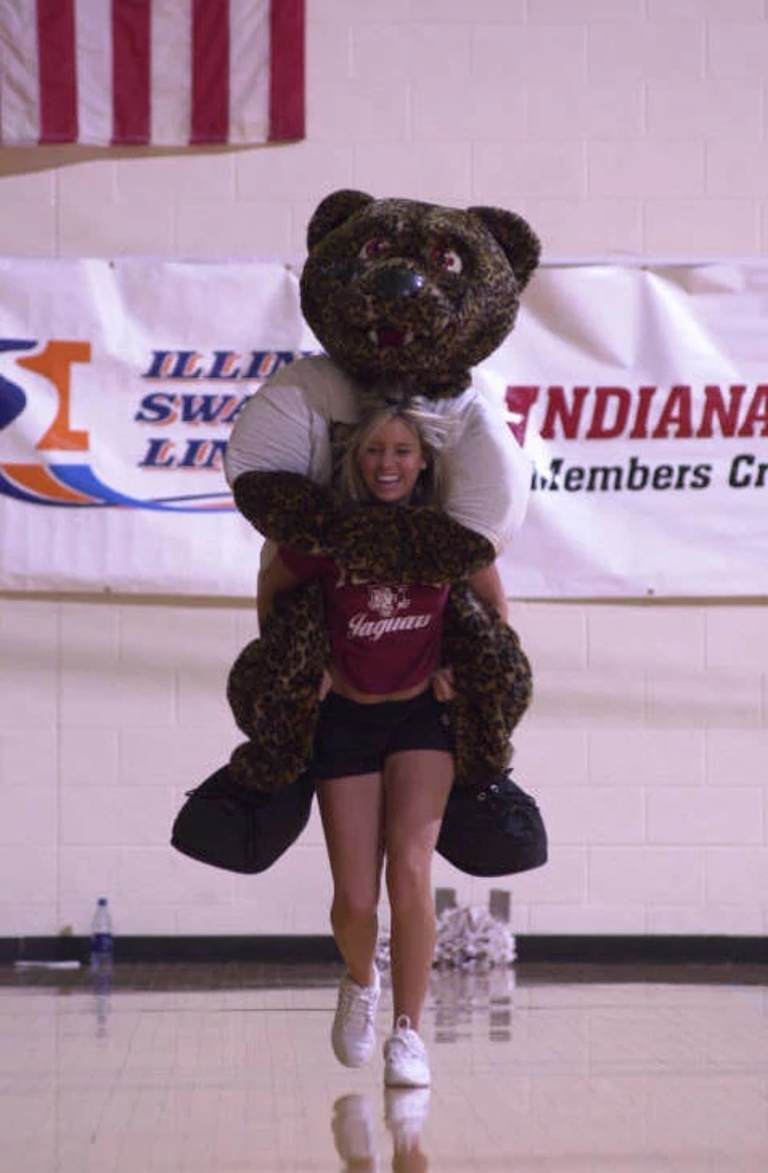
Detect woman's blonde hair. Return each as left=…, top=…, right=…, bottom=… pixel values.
left=338, top=405, right=453, bottom=507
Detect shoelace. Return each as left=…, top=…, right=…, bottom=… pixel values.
left=388, top=1017, right=423, bottom=1057
left=340, top=981, right=376, bottom=1026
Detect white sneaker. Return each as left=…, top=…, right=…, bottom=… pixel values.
left=332, top=968, right=381, bottom=1068
left=383, top=1015, right=431, bottom=1087
left=332, top=1094, right=378, bottom=1170
left=384, top=1087, right=431, bottom=1152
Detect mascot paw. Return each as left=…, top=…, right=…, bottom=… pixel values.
left=233, top=470, right=341, bottom=555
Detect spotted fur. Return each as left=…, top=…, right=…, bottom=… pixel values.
left=227, top=581, right=328, bottom=791
left=442, top=587, right=533, bottom=786
left=226, top=190, right=540, bottom=792
left=302, top=190, right=540, bottom=401
left=233, top=469, right=496, bottom=585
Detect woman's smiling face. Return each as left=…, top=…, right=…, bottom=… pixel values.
left=358, top=416, right=427, bottom=505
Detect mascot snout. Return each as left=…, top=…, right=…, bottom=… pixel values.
left=365, top=265, right=425, bottom=299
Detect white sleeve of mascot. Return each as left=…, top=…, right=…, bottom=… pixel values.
left=438, top=386, right=532, bottom=554
left=224, top=355, right=361, bottom=488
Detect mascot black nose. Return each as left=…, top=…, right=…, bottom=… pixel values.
left=369, top=266, right=425, bottom=299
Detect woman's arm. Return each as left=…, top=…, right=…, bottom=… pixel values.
left=256, top=551, right=302, bottom=627
left=466, top=561, right=509, bottom=622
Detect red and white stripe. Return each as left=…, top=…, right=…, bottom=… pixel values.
left=0, top=0, right=304, bottom=146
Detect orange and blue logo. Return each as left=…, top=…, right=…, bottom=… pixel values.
left=0, top=338, right=307, bottom=509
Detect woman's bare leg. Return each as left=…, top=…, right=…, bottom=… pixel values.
left=383, top=749, right=453, bottom=1029
left=316, top=772, right=384, bottom=987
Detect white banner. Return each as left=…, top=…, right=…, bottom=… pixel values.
left=0, top=259, right=315, bottom=595
left=0, top=258, right=765, bottom=598
left=488, top=263, right=767, bottom=597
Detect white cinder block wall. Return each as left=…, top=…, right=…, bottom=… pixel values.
left=0, top=0, right=766, bottom=944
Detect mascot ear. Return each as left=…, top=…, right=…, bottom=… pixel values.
left=307, top=189, right=375, bottom=251
left=467, top=206, right=541, bottom=292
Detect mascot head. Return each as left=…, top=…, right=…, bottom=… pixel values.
left=300, top=189, right=541, bottom=402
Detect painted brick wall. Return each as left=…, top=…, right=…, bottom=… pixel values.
left=0, top=0, right=766, bottom=941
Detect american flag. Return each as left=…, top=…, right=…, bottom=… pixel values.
left=0, top=0, right=304, bottom=147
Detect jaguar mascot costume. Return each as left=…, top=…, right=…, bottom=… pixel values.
left=224, top=188, right=540, bottom=792
left=172, top=189, right=546, bottom=879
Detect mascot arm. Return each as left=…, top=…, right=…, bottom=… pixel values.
left=233, top=469, right=495, bottom=584
left=327, top=501, right=494, bottom=583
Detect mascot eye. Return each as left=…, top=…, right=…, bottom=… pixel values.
left=359, top=237, right=392, bottom=260
left=429, top=242, right=463, bottom=274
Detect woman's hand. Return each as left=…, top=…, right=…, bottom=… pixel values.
left=319, top=668, right=333, bottom=701
left=431, top=665, right=455, bottom=702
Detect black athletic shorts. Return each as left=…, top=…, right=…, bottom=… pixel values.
left=312, top=689, right=453, bottom=780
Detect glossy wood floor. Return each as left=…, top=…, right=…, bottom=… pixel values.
left=2, top=961, right=767, bottom=1172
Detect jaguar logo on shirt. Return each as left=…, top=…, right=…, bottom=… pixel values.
left=347, top=584, right=434, bottom=642
left=366, top=585, right=410, bottom=618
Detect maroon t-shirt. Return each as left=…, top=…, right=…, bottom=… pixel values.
left=279, top=548, right=449, bottom=695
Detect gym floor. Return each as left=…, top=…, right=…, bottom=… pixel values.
left=2, top=961, right=767, bottom=1172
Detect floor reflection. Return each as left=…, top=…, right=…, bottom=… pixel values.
left=332, top=1089, right=431, bottom=1173
left=89, top=955, right=112, bottom=1039
left=429, top=965, right=515, bottom=1043
left=1, top=961, right=766, bottom=1172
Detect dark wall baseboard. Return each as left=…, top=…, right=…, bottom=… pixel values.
left=518, top=934, right=768, bottom=965
left=2, top=934, right=767, bottom=967
left=2, top=934, right=342, bottom=965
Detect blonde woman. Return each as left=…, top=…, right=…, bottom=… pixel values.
left=257, top=406, right=507, bottom=1087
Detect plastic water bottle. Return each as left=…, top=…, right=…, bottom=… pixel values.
left=90, top=897, right=114, bottom=963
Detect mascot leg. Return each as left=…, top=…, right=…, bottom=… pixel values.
left=226, top=580, right=328, bottom=792
left=441, top=586, right=533, bottom=787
